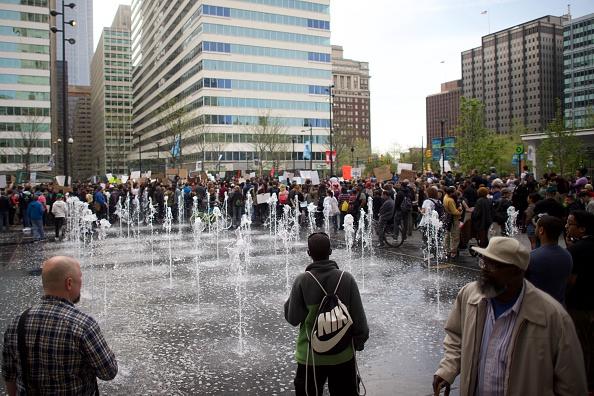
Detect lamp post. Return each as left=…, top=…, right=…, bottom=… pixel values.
left=137, top=134, right=142, bottom=174
left=291, top=137, right=296, bottom=172
left=67, top=137, right=73, bottom=182
left=328, top=84, right=335, bottom=176
left=50, top=1, right=76, bottom=186
left=301, top=126, right=313, bottom=170
left=440, top=119, right=446, bottom=173
left=350, top=146, right=354, bottom=166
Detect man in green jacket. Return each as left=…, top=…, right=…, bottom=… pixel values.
left=433, top=236, right=587, bottom=396
left=285, top=232, right=369, bottom=396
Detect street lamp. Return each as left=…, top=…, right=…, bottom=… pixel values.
left=301, top=126, right=313, bottom=170
left=137, top=134, right=142, bottom=174
left=327, top=84, right=335, bottom=176
left=291, top=137, right=296, bottom=172
left=440, top=119, right=447, bottom=173
left=67, top=137, right=73, bottom=183
left=50, top=1, right=76, bottom=186
left=350, top=146, right=354, bottom=166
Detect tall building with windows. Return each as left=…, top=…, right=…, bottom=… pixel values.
left=91, top=5, right=132, bottom=175
left=462, top=15, right=566, bottom=134
left=130, top=0, right=332, bottom=172
left=68, top=84, right=91, bottom=180
left=0, top=0, right=52, bottom=175
left=426, top=80, right=462, bottom=143
left=331, top=45, right=371, bottom=146
left=564, top=12, right=594, bottom=129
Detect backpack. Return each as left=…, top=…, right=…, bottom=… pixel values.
left=429, top=198, right=445, bottom=219
left=235, top=196, right=244, bottom=207
left=279, top=193, right=288, bottom=205
left=306, top=270, right=353, bottom=355
left=400, top=195, right=412, bottom=212
left=340, top=199, right=349, bottom=213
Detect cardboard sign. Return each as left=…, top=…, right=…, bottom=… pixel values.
left=342, top=166, right=352, bottom=180
left=399, top=169, right=417, bottom=182
left=373, top=165, right=392, bottom=182
left=166, top=168, right=178, bottom=176
left=0, top=174, right=6, bottom=188
left=256, top=193, right=270, bottom=204
left=178, top=168, right=188, bottom=179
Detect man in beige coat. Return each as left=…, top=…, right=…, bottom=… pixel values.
left=433, top=237, right=587, bottom=396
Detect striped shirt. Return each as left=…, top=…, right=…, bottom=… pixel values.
left=2, top=296, right=118, bottom=395
left=476, top=284, right=525, bottom=396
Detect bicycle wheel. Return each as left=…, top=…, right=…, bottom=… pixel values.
left=383, top=224, right=405, bottom=247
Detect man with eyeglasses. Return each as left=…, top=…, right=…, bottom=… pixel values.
left=432, top=236, right=586, bottom=396
left=565, top=210, right=594, bottom=393
left=284, top=232, right=369, bottom=396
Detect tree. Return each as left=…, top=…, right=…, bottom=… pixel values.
left=454, top=97, right=499, bottom=174
left=14, top=110, right=47, bottom=181
left=246, top=111, right=287, bottom=176
left=185, top=119, right=210, bottom=171
left=537, top=99, right=584, bottom=176
left=584, top=106, right=594, bottom=129
left=158, top=95, right=190, bottom=169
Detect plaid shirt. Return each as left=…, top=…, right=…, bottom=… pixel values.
left=2, top=296, right=117, bottom=395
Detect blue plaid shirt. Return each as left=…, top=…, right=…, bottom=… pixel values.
left=2, top=296, right=117, bottom=395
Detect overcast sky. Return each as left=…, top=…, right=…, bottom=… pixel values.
left=92, top=0, right=594, bottom=153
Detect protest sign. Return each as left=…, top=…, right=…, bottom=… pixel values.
left=342, top=166, right=352, bottom=180
left=0, top=175, right=6, bottom=188
left=130, top=171, right=141, bottom=180
left=373, top=165, right=392, bottom=182
left=256, top=193, right=270, bottom=204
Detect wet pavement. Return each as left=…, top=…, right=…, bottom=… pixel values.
left=0, top=224, right=480, bottom=395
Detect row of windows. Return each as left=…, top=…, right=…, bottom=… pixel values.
left=0, top=0, right=47, bottom=6
left=183, top=131, right=329, bottom=145
left=104, top=38, right=131, bottom=45
left=235, top=0, right=329, bottom=14
left=201, top=114, right=330, bottom=129
left=0, top=90, right=49, bottom=101
left=181, top=150, right=327, bottom=163
left=0, top=138, right=49, bottom=148
left=202, top=23, right=329, bottom=46
left=0, top=10, right=48, bottom=23
left=202, top=96, right=329, bottom=112
left=203, top=40, right=330, bottom=63
left=0, top=121, right=49, bottom=132
left=105, top=53, right=130, bottom=60
left=202, top=59, right=331, bottom=79
left=202, top=4, right=330, bottom=30
left=0, top=154, right=50, bottom=164
left=104, top=45, right=130, bottom=53
left=0, top=74, right=49, bottom=85
left=203, top=77, right=327, bottom=95
left=0, top=41, right=48, bottom=54
left=104, top=60, right=130, bottom=68
left=0, top=26, right=48, bottom=39
left=105, top=75, right=131, bottom=82
left=0, top=106, right=48, bottom=116
left=0, top=57, right=48, bottom=70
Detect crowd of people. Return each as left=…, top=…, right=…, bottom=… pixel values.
left=1, top=165, right=594, bottom=393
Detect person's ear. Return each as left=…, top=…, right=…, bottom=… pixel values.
left=65, top=276, right=72, bottom=291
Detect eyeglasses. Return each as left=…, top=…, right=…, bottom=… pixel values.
left=478, top=257, right=510, bottom=271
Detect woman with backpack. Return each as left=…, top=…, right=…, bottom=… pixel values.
left=471, top=186, right=493, bottom=248
left=337, top=187, right=350, bottom=230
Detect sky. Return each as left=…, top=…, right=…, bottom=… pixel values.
left=92, top=0, right=594, bottom=153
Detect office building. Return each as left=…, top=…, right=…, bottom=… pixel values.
left=0, top=1, right=52, bottom=175
left=68, top=85, right=92, bottom=180
left=564, top=12, right=594, bottom=129
left=130, top=0, right=332, bottom=172
left=331, top=45, right=371, bottom=144
left=461, top=15, right=566, bottom=134
left=91, top=5, right=132, bottom=175
left=426, top=80, right=462, bottom=143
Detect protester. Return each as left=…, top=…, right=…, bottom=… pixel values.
left=322, top=189, right=339, bottom=232
left=471, top=187, right=493, bottom=248
left=26, top=194, right=45, bottom=241
left=50, top=194, right=67, bottom=240
left=433, top=237, right=587, bottom=396
left=285, top=232, right=368, bottom=396
left=2, top=256, right=118, bottom=394
left=377, top=190, right=395, bottom=247
left=0, top=190, right=9, bottom=232
left=443, top=186, right=462, bottom=259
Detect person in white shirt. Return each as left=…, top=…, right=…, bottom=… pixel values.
left=50, top=194, right=67, bottom=241
left=323, top=189, right=339, bottom=231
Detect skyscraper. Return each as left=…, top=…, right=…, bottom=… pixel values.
left=130, top=0, right=332, bottom=173
left=426, top=80, right=462, bottom=143
left=55, top=0, right=93, bottom=86
left=0, top=1, right=52, bottom=176
left=462, top=15, right=566, bottom=134
left=91, top=5, right=132, bottom=175
left=564, top=12, right=594, bottom=129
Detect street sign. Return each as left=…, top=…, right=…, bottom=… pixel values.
left=515, top=145, right=524, bottom=155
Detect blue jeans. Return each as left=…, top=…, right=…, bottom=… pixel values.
left=31, top=218, right=44, bottom=240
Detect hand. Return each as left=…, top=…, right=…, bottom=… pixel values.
left=432, top=375, right=450, bottom=396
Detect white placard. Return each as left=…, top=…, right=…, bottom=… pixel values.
left=0, top=175, right=6, bottom=188
left=121, top=175, right=129, bottom=184
left=30, top=172, right=37, bottom=184
left=55, top=175, right=66, bottom=186
left=278, top=176, right=286, bottom=184
left=100, top=183, right=106, bottom=189
left=142, top=171, right=152, bottom=179
left=249, top=172, right=256, bottom=178
left=256, top=193, right=270, bottom=204
left=130, top=171, right=141, bottom=180
left=218, top=172, right=226, bottom=178
left=300, top=171, right=311, bottom=180
left=397, top=163, right=413, bottom=173
left=293, top=177, right=302, bottom=185
left=106, top=173, right=113, bottom=180
left=351, top=168, right=362, bottom=178
left=310, top=171, right=320, bottom=186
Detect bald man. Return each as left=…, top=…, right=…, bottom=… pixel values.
left=284, top=232, right=369, bottom=396
left=2, top=256, right=117, bottom=395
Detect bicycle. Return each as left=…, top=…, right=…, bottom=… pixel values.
left=191, top=209, right=233, bottom=230
left=378, top=220, right=406, bottom=248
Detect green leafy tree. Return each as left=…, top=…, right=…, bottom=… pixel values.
left=537, top=100, right=584, bottom=176
left=454, top=97, right=499, bottom=174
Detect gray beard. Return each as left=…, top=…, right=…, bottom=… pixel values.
left=478, top=275, right=507, bottom=299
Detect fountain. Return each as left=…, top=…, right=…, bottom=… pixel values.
left=227, top=228, right=251, bottom=355
left=505, top=206, right=519, bottom=237
left=163, top=195, right=173, bottom=286
left=343, top=214, right=355, bottom=272
left=307, top=202, right=317, bottom=234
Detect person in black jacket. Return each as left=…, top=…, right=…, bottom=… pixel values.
left=285, top=233, right=369, bottom=396
left=377, top=190, right=395, bottom=247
